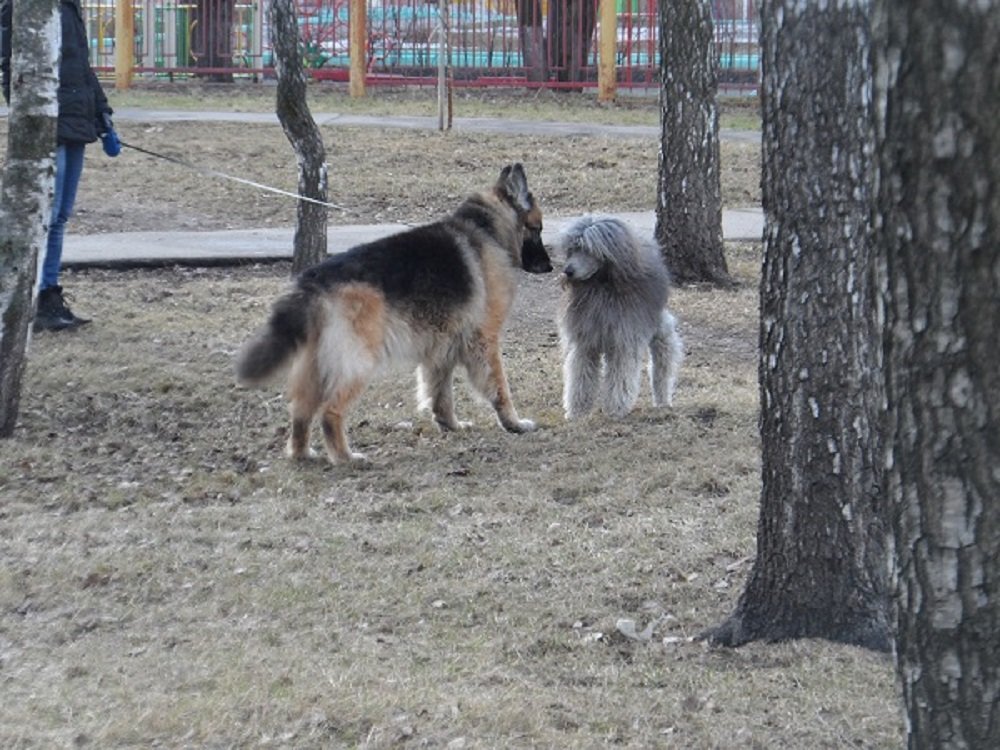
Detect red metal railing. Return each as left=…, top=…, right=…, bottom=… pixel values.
left=83, top=0, right=758, bottom=89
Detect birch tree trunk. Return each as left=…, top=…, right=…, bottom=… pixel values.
left=547, top=0, right=597, bottom=88
left=654, top=0, right=730, bottom=285
left=873, top=0, right=1000, bottom=745
left=705, top=0, right=890, bottom=650
left=268, top=0, right=328, bottom=274
left=0, top=0, right=59, bottom=436
left=516, top=0, right=546, bottom=83
left=192, top=0, right=236, bottom=82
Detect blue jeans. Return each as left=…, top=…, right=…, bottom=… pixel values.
left=42, top=143, right=86, bottom=292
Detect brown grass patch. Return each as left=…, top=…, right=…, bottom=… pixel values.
left=1, top=249, right=900, bottom=748
left=0, top=92, right=900, bottom=747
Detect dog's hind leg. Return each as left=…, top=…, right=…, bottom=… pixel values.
left=286, top=354, right=322, bottom=460
left=417, top=362, right=470, bottom=431
left=319, top=380, right=368, bottom=464
left=602, top=345, right=645, bottom=418
left=462, top=334, right=536, bottom=433
left=649, top=310, right=683, bottom=407
left=563, top=344, right=601, bottom=420
left=287, top=405, right=317, bottom=459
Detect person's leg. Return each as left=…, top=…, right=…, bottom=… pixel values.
left=40, top=143, right=85, bottom=291
left=35, top=143, right=89, bottom=330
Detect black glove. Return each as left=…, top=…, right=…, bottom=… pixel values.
left=98, top=112, right=120, bottom=157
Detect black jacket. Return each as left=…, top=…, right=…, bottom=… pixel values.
left=1, top=0, right=111, bottom=144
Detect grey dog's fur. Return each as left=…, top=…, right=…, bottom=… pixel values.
left=556, top=215, right=683, bottom=419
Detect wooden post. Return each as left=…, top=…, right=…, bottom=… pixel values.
left=114, top=0, right=134, bottom=89
left=349, top=0, right=366, bottom=97
left=437, top=0, right=451, bottom=130
left=597, top=0, right=616, bottom=101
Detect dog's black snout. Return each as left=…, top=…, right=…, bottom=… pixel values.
left=532, top=258, right=554, bottom=273
left=563, top=265, right=575, bottom=279
left=521, top=234, right=554, bottom=274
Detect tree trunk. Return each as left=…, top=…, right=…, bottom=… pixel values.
left=0, top=0, right=59, bottom=437
left=654, top=0, right=730, bottom=286
left=268, top=0, right=328, bottom=274
left=516, top=0, right=546, bottom=82
left=873, top=1, right=1000, bottom=746
left=705, top=0, right=890, bottom=651
left=192, top=0, right=236, bottom=83
left=547, top=0, right=597, bottom=88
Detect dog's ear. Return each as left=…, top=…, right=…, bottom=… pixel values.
left=497, top=163, right=533, bottom=213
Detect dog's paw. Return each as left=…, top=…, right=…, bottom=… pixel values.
left=436, top=417, right=473, bottom=432
left=287, top=445, right=319, bottom=461
left=507, top=418, right=537, bottom=433
left=325, top=450, right=369, bottom=466
left=602, top=408, right=631, bottom=420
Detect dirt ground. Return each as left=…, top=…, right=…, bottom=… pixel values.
left=64, top=121, right=760, bottom=237
left=0, top=100, right=901, bottom=748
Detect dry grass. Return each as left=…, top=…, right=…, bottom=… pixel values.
left=2, top=84, right=761, bottom=237
left=0, top=89, right=901, bottom=748
left=103, top=80, right=761, bottom=130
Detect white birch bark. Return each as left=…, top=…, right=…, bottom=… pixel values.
left=874, top=0, right=1000, bottom=746
left=707, top=0, right=890, bottom=650
left=0, top=0, right=59, bottom=436
left=268, top=0, right=329, bottom=274
left=654, top=0, right=729, bottom=285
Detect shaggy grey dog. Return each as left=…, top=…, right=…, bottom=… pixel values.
left=556, top=215, right=683, bottom=419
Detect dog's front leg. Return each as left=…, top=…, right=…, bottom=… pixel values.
left=562, top=343, right=601, bottom=420
left=463, top=334, right=536, bottom=433
left=601, top=346, right=646, bottom=419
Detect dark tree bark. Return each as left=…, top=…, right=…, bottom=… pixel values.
left=191, top=0, right=236, bottom=82
left=873, top=1, right=1000, bottom=746
left=705, top=0, right=890, bottom=651
left=0, top=0, right=58, bottom=437
left=654, top=0, right=731, bottom=286
left=547, top=0, right=597, bottom=87
left=516, top=0, right=546, bottom=82
left=268, top=0, right=328, bottom=274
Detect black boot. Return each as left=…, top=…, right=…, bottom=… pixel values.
left=34, top=286, right=90, bottom=332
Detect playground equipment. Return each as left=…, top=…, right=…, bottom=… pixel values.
left=84, top=0, right=759, bottom=92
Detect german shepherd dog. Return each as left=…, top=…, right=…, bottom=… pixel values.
left=235, top=164, right=551, bottom=464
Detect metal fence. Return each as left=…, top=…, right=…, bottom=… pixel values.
left=82, top=0, right=758, bottom=89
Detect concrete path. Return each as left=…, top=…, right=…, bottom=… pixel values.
left=63, top=209, right=764, bottom=268
left=0, top=106, right=764, bottom=267
left=103, top=108, right=762, bottom=144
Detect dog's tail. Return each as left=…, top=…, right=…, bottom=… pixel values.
left=235, top=290, right=312, bottom=385
left=650, top=309, right=684, bottom=407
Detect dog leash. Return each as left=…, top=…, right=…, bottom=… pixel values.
left=118, top=140, right=358, bottom=214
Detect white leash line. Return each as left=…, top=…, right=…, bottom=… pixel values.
left=119, top=140, right=356, bottom=213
